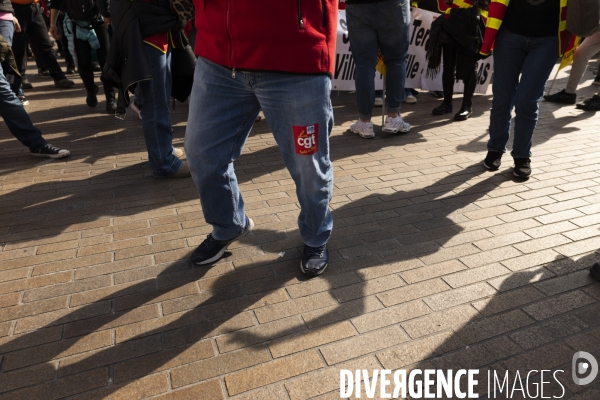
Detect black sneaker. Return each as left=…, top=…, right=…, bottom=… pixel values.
left=483, top=151, right=502, bottom=170
left=86, top=85, right=99, bottom=107
left=38, top=69, right=51, bottom=78
left=513, top=158, right=532, bottom=178
left=30, top=144, right=70, bottom=159
left=22, top=76, right=33, bottom=89
left=576, top=95, right=600, bottom=111
left=300, top=245, right=329, bottom=277
left=54, top=78, right=75, bottom=88
left=190, top=217, right=254, bottom=265
left=429, top=90, right=444, bottom=99
left=106, top=98, right=117, bottom=114
left=543, top=89, right=576, bottom=104
left=66, top=66, right=76, bottom=74
left=591, top=263, right=600, bottom=280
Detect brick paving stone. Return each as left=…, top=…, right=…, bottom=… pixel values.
left=2, top=69, right=600, bottom=398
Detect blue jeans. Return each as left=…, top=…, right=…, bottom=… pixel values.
left=0, top=62, right=46, bottom=151
left=138, top=44, right=181, bottom=177
left=0, top=19, right=14, bottom=45
left=487, top=29, right=558, bottom=158
left=185, top=57, right=334, bottom=247
left=346, top=0, right=410, bottom=120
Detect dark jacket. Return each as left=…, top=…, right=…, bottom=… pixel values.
left=103, top=0, right=193, bottom=111
left=50, top=0, right=111, bottom=19
left=193, top=0, right=338, bottom=76
left=0, top=0, right=14, bottom=14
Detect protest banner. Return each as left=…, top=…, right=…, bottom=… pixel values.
left=332, top=7, right=494, bottom=94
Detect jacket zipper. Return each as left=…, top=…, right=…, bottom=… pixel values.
left=297, top=0, right=304, bottom=28
left=226, top=0, right=235, bottom=77
left=321, top=0, right=327, bottom=27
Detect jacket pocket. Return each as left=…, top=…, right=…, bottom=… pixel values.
left=297, top=0, right=304, bottom=28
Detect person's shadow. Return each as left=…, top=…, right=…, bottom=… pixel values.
left=2, top=162, right=599, bottom=398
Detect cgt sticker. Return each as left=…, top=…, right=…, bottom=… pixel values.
left=293, top=124, right=319, bottom=155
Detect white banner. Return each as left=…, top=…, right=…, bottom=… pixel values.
left=332, top=8, right=493, bottom=94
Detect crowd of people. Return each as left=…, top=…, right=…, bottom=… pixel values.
left=1, top=0, right=600, bottom=278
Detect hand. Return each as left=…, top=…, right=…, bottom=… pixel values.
left=104, top=17, right=111, bottom=25
left=49, top=25, right=60, bottom=40
left=13, top=15, right=21, bottom=32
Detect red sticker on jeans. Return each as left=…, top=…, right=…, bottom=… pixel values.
left=293, top=124, right=319, bottom=155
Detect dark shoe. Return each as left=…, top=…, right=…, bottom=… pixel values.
left=576, top=95, right=600, bottom=111
left=171, top=161, right=191, bottom=178
left=86, top=85, right=99, bottom=107
left=513, top=158, right=532, bottom=178
left=300, top=245, right=329, bottom=277
left=543, top=89, right=576, bottom=104
left=591, top=263, right=600, bottom=280
left=91, top=62, right=102, bottom=72
left=429, top=90, right=444, bottom=98
left=453, top=105, right=472, bottom=121
left=30, top=144, right=70, bottom=159
left=592, top=77, right=600, bottom=87
left=66, top=66, right=76, bottom=74
left=432, top=102, right=453, bottom=115
left=55, top=78, right=75, bottom=88
left=38, top=69, right=51, bottom=78
left=410, top=88, right=420, bottom=97
left=21, top=76, right=33, bottom=89
left=105, top=98, right=117, bottom=113
left=18, top=95, right=29, bottom=106
left=483, top=151, right=503, bottom=171
left=190, top=217, right=254, bottom=265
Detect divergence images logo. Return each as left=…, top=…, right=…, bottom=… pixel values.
left=572, top=351, right=598, bottom=386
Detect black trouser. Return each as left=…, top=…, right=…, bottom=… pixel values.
left=73, top=18, right=113, bottom=100
left=12, top=3, right=66, bottom=82
left=442, top=42, right=477, bottom=108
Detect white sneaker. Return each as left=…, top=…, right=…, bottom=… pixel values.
left=374, top=97, right=383, bottom=107
left=403, top=95, right=417, bottom=104
left=350, top=120, right=375, bottom=139
left=382, top=116, right=410, bottom=133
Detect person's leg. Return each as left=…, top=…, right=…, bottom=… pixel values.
left=138, top=45, right=182, bottom=177
left=565, top=32, right=600, bottom=93
left=487, top=29, right=528, bottom=155
left=0, top=20, right=14, bottom=45
left=0, top=63, right=46, bottom=151
left=11, top=4, right=30, bottom=95
left=511, top=35, right=559, bottom=159
left=442, top=43, right=457, bottom=104
left=92, top=19, right=114, bottom=102
left=461, top=63, right=477, bottom=108
left=25, top=3, right=68, bottom=83
left=346, top=2, right=379, bottom=121
left=375, top=0, right=410, bottom=117
left=73, top=29, right=96, bottom=93
left=185, top=57, right=260, bottom=241
left=257, top=73, right=334, bottom=249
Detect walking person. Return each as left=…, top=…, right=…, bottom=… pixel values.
left=10, top=0, right=75, bottom=101
left=49, top=0, right=116, bottom=112
left=347, top=0, right=411, bottom=139
left=480, top=0, right=569, bottom=178
left=1, top=34, right=70, bottom=158
left=185, top=0, right=337, bottom=276
left=543, top=31, right=600, bottom=111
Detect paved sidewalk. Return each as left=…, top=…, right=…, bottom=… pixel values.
left=1, top=62, right=600, bottom=399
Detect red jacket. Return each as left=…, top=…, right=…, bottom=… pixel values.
left=193, top=0, right=338, bottom=75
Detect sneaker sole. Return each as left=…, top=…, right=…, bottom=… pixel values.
left=300, top=261, right=328, bottom=277
left=194, top=218, right=255, bottom=266
left=482, top=160, right=500, bottom=171
left=31, top=152, right=70, bottom=159
left=350, top=128, right=375, bottom=139
left=382, top=126, right=410, bottom=133
left=513, top=171, right=531, bottom=178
